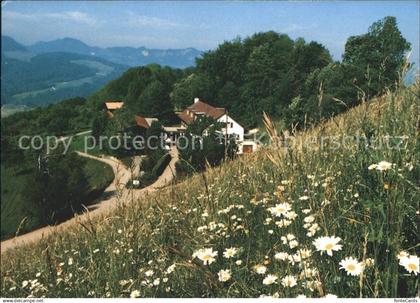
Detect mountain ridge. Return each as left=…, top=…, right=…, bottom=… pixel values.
left=26, top=36, right=203, bottom=68
left=1, top=35, right=27, bottom=52
left=1, top=37, right=129, bottom=109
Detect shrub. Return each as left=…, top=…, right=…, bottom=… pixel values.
left=151, top=153, right=171, bottom=177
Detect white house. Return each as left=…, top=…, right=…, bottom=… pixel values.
left=177, top=98, right=255, bottom=154
left=216, top=113, right=244, bottom=142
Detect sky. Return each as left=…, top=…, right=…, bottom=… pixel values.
left=2, top=1, right=419, bottom=63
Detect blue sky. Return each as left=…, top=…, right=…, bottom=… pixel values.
left=2, top=1, right=419, bottom=63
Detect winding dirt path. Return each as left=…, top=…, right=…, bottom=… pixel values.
left=1, top=147, right=178, bottom=254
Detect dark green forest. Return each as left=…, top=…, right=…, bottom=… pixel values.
left=2, top=16, right=411, bottom=177
left=90, top=16, right=410, bottom=130
left=4, top=16, right=409, bottom=136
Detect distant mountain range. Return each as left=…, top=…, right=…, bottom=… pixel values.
left=27, top=37, right=202, bottom=68
left=1, top=36, right=203, bottom=114
left=1, top=36, right=127, bottom=112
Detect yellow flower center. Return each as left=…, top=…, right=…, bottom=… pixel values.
left=408, top=263, right=417, bottom=271
left=347, top=264, right=356, bottom=271
left=325, top=243, right=334, bottom=250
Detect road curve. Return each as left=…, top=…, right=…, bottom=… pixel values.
left=1, top=147, right=178, bottom=254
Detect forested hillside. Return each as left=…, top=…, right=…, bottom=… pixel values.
left=89, top=64, right=186, bottom=123
left=1, top=37, right=128, bottom=109
left=89, top=17, right=409, bottom=130
left=1, top=96, right=114, bottom=240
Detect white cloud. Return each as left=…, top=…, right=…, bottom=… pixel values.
left=3, top=10, right=97, bottom=26
left=125, top=12, right=184, bottom=29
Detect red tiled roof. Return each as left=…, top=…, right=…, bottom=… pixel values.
left=178, top=100, right=226, bottom=124
left=105, top=102, right=124, bottom=110
left=177, top=112, right=194, bottom=124
left=135, top=115, right=150, bottom=129
left=134, top=115, right=158, bottom=129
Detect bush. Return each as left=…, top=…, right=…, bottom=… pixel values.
left=151, top=153, right=171, bottom=177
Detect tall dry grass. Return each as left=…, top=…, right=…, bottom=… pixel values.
left=1, top=82, right=419, bottom=298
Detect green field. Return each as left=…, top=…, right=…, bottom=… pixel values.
left=0, top=156, right=114, bottom=240
left=1, top=84, right=418, bottom=298
left=1, top=164, right=41, bottom=240
left=11, top=59, right=115, bottom=103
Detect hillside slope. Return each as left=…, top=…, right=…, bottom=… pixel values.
left=1, top=37, right=128, bottom=109
left=2, top=36, right=27, bottom=52
left=1, top=83, right=419, bottom=298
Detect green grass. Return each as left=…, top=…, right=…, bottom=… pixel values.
left=68, top=133, right=103, bottom=156
left=1, top=164, right=41, bottom=240
left=1, top=84, right=419, bottom=298
left=82, top=157, right=114, bottom=195
left=0, top=156, right=114, bottom=241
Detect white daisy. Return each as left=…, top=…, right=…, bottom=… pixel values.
left=396, top=250, right=409, bottom=260
left=289, top=239, right=299, bottom=249
left=145, top=270, right=154, bottom=277
left=130, top=290, right=141, bottom=298
left=254, top=264, right=267, bottom=275
left=263, top=274, right=278, bottom=285
left=218, top=269, right=231, bottom=282
left=399, top=255, right=419, bottom=275
left=304, top=215, right=315, bottom=223
left=339, top=257, right=364, bottom=276
left=287, top=234, right=296, bottom=241
left=368, top=164, right=377, bottom=170
left=269, top=203, right=292, bottom=217
left=376, top=161, right=394, bottom=171
left=192, top=248, right=218, bottom=265
left=166, top=264, right=176, bottom=274
left=274, top=252, right=289, bottom=261
left=313, top=236, right=342, bottom=256
left=281, top=275, right=297, bottom=287
left=223, top=247, right=238, bottom=259
left=285, top=211, right=298, bottom=220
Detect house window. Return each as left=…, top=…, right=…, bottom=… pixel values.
left=230, top=122, right=233, bottom=128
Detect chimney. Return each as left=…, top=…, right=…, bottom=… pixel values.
left=194, top=97, right=199, bottom=103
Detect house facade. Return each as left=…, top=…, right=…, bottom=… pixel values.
left=102, top=98, right=258, bottom=153
left=177, top=98, right=250, bottom=153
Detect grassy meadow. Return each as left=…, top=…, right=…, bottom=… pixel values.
left=1, top=157, right=114, bottom=241
left=1, top=83, right=419, bottom=298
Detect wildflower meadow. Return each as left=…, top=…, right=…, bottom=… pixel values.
left=1, top=82, right=419, bottom=298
